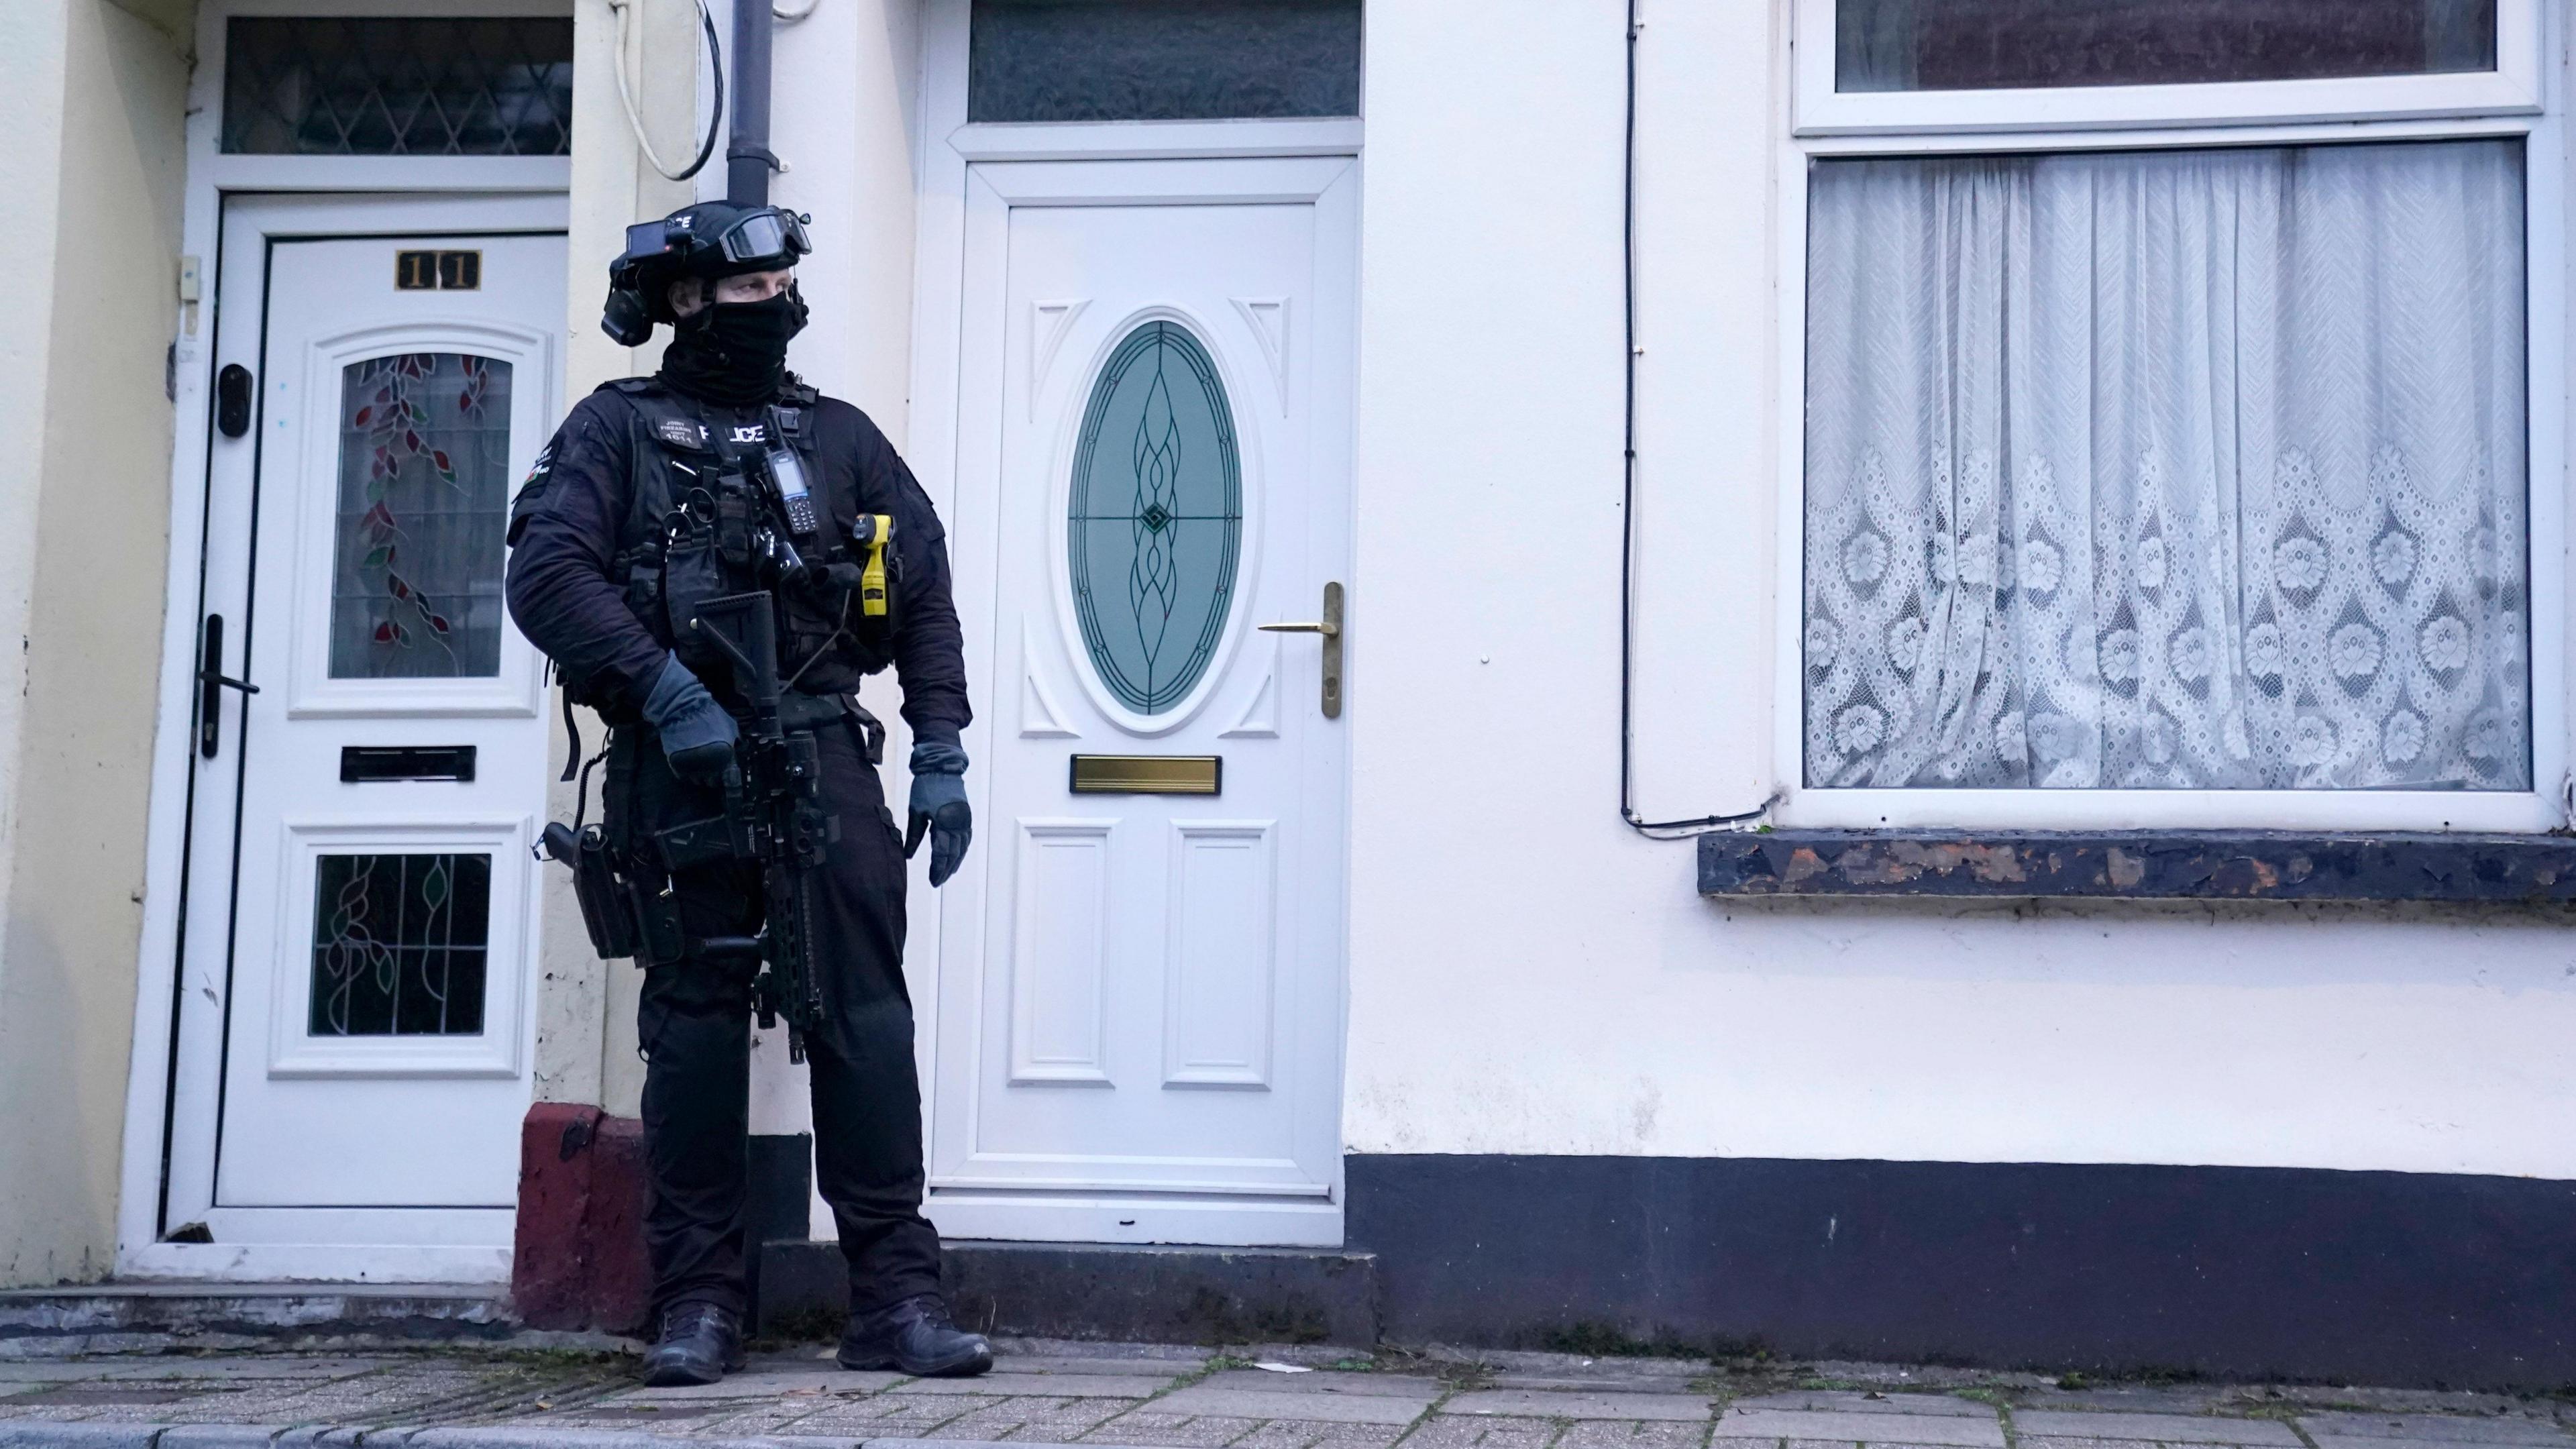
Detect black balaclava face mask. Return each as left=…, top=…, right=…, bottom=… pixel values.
left=659, top=283, right=808, bottom=408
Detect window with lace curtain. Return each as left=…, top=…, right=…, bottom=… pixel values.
left=1790, top=0, right=2557, bottom=824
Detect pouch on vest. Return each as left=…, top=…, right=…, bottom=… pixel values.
left=661, top=506, right=733, bottom=682
left=626, top=876, right=689, bottom=967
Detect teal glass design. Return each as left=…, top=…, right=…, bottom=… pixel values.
left=1069, top=321, right=1244, bottom=715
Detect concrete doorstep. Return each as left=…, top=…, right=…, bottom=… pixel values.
left=3, top=1340, right=2573, bottom=1449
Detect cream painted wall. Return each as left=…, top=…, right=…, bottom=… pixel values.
left=1342, top=0, right=2576, bottom=1179
left=539, top=0, right=924, bottom=1127
left=0, top=0, right=190, bottom=1286
left=537, top=0, right=710, bottom=1115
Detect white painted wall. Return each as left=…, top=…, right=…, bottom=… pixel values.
left=738, top=0, right=926, bottom=1152
left=562, top=0, right=2576, bottom=1216
left=1341, top=0, right=2576, bottom=1181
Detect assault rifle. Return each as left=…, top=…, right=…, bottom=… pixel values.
left=667, top=590, right=830, bottom=1062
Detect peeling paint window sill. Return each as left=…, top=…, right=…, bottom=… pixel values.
left=1697, top=830, right=2576, bottom=902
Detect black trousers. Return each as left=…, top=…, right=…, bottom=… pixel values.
left=616, top=714, right=945, bottom=1321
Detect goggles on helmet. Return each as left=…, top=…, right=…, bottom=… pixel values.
left=718, top=209, right=809, bottom=267
left=602, top=204, right=814, bottom=346
left=619, top=206, right=811, bottom=278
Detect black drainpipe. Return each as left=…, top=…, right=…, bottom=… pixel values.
left=727, top=0, right=779, bottom=205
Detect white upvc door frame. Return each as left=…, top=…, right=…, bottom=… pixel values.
left=1768, top=1, right=2570, bottom=835
left=116, top=0, right=569, bottom=1284
left=903, top=0, right=1361, bottom=1246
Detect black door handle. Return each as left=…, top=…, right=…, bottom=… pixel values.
left=198, top=614, right=258, bottom=759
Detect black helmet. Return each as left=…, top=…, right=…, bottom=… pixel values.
left=601, top=201, right=812, bottom=345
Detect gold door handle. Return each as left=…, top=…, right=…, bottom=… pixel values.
left=1257, top=582, right=1344, bottom=718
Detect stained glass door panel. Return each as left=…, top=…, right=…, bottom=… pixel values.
left=307, top=853, right=492, bottom=1036
left=330, top=354, right=513, bottom=678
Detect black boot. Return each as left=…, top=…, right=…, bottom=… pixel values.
left=640, top=1300, right=745, bottom=1387
left=837, top=1293, right=993, bottom=1377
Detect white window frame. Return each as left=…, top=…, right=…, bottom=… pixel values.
left=1772, top=2, right=2569, bottom=834
left=1792, top=0, right=2545, bottom=136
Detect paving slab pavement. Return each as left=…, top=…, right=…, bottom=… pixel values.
left=2302, top=1416, right=2573, bottom=1446
left=2015, top=1391, right=2248, bottom=1417
left=1378, top=1419, right=1553, bottom=1449
left=1732, top=1393, right=1994, bottom=1417
left=1197, top=1375, right=1440, bottom=1401
left=985, top=1359, right=1205, bottom=1379
left=0, top=1338, right=2572, bottom=1449
left=1481, top=1379, right=1700, bottom=1398
left=1713, top=1407, right=2005, bottom=1446
left=2012, top=1411, right=2306, bottom=1444
left=1777, top=1440, right=1986, bottom=1449
left=1147, top=1387, right=1430, bottom=1426
left=1443, top=1393, right=1712, bottom=1424
left=2300, top=1438, right=2568, bottom=1449
left=882, top=1375, right=1183, bottom=1399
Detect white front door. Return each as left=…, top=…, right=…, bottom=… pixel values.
left=932, top=156, right=1357, bottom=1246
left=163, top=194, right=564, bottom=1278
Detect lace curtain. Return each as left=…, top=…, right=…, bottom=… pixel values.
left=1804, top=139, right=2529, bottom=790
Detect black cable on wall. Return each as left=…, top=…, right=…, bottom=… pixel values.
left=1618, top=0, right=1779, bottom=839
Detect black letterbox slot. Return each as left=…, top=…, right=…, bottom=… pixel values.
left=340, top=745, right=477, bottom=783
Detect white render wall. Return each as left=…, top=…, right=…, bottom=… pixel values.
left=1341, top=0, right=2576, bottom=1180
left=610, top=0, right=2576, bottom=1196
left=742, top=0, right=928, bottom=1146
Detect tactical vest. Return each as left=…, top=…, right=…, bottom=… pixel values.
left=575, top=378, right=900, bottom=712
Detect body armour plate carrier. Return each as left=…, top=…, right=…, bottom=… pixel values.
left=544, top=378, right=899, bottom=715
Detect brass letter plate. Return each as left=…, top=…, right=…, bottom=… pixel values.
left=1069, top=755, right=1222, bottom=795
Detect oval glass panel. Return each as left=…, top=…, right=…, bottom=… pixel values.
left=1069, top=321, right=1244, bottom=716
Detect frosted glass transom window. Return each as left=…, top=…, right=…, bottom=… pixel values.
left=969, top=0, right=1361, bottom=122
left=1069, top=321, right=1244, bottom=716
left=1802, top=138, right=2530, bottom=791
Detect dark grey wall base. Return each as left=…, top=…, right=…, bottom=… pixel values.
left=759, top=1240, right=1377, bottom=1346
left=1348, top=1154, right=2576, bottom=1389
left=1700, top=828, right=2576, bottom=902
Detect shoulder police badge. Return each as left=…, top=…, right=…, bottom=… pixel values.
left=523, top=442, right=555, bottom=484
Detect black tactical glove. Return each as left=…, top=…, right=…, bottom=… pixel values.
left=643, top=651, right=739, bottom=783
left=904, top=738, right=973, bottom=888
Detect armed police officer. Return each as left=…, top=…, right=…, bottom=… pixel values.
left=505, top=202, right=991, bottom=1386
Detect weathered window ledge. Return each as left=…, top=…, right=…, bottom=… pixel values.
left=1697, top=829, right=2576, bottom=903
